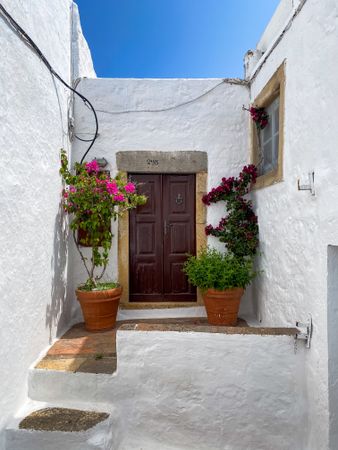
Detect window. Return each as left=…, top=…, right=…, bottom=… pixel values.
left=259, top=96, right=279, bottom=176
left=251, top=62, right=285, bottom=189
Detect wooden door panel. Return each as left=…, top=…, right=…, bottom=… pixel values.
left=170, top=223, right=188, bottom=254
left=136, top=223, right=156, bottom=254
left=129, top=174, right=163, bottom=301
left=171, top=262, right=189, bottom=293
left=163, top=174, right=196, bottom=301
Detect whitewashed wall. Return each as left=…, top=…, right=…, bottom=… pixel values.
left=28, top=330, right=307, bottom=450
left=71, top=78, right=250, bottom=318
left=0, top=0, right=94, bottom=444
left=246, top=0, right=338, bottom=448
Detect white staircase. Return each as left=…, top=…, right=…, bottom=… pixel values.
left=5, top=400, right=120, bottom=450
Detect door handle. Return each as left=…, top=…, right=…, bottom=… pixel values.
left=164, top=220, right=173, bottom=235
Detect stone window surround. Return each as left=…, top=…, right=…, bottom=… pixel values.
left=117, top=151, right=208, bottom=309
left=251, top=61, right=285, bottom=189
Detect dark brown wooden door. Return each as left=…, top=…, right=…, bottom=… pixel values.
left=129, top=174, right=196, bottom=302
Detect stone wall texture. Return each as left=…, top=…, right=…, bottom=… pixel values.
left=247, top=0, right=338, bottom=448
left=0, top=0, right=94, bottom=443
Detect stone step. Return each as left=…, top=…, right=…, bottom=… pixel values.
left=5, top=400, right=120, bottom=450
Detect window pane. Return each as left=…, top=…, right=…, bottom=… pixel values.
left=261, top=121, right=272, bottom=144
left=258, top=96, right=280, bottom=175
left=274, top=103, right=279, bottom=131
left=263, top=139, right=273, bottom=173
left=272, top=133, right=279, bottom=169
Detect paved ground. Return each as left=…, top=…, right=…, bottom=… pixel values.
left=36, top=317, right=295, bottom=374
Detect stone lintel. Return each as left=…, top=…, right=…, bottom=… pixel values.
left=116, top=151, right=207, bottom=173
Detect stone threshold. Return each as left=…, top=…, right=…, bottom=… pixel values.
left=120, top=302, right=203, bottom=309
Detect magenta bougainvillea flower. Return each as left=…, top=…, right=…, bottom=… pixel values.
left=106, top=181, right=119, bottom=195
left=203, top=165, right=259, bottom=258
left=85, top=159, right=100, bottom=173
left=60, top=150, right=147, bottom=289
left=124, top=182, right=136, bottom=194
left=243, top=105, right=269, bottom=130
left=113, top=194, right=125, bottom=202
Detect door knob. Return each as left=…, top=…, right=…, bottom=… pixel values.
left=164, top=220, right=173, bottom=235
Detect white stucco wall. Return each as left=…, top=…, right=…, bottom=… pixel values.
left=247, top=0, right=338, bottom=448
left=28, top=330, right=307, bottom=450
left=71, top=78, right=250, bottom=317
left=0, top=0, right=94, bottom=445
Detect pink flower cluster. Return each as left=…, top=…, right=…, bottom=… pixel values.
left=114, top=194, right=125, bottom=202
left=202, top=165, right=259, bottom=257
left=106, top=181, right=118, bottom=195
left=93, top=177, right=136, bottom=201
left=62, top=157, right=138, bottom=215
left=249, top=106, right=269, bottom=130
left=85, top=160, right=100, bottom=173
left=124, top=182, right=136, bottom=194
left=202, top=165, right=257, bottom=206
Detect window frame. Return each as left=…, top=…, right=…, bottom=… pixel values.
left=250, top=62, right=285, bottom=189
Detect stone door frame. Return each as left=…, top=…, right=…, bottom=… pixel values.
left=117, top=151, right=208, bottom=309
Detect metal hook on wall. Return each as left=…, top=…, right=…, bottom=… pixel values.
left=297, top=171, right=315, bottom=196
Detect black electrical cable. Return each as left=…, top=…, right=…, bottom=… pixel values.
left=0, top=3, right=98, bottom=164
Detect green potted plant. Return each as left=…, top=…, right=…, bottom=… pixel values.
left=60, top=150, right=146, bottom=331
left=184, top=165, right=259, bottom=326
left=183, top=248, right=256, bottom=325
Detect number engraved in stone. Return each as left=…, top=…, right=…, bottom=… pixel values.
left=146, top=159, right=159, bottom=166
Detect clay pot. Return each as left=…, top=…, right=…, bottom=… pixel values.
left=75, top=287, right=122, bottom=332
left=202, top=288, right=244, bottom=326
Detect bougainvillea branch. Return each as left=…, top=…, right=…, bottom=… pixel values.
left=202, top=165, right=259, bottom=258
left=243, top=105, right=269, bottom=130
left=60, top=150, right=147, bottom=289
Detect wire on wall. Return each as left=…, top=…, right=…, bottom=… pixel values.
left=95, top=78, right=245, bottom=116
left=0, top=2, right=98, bottom=164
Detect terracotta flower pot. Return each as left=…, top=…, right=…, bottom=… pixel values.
left=75, top=286, right=122, bottom=332
left=202, top=287, right=244, bottom=326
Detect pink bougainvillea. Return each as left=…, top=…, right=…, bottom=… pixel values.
left=85, top=159, right=100, bottom=173
left=113, top=194, right=125, bottom=202
left=203, top=165, right=259, bottom=258
left=106, top=181, right=119, bottom=195
left=243, top=105, right=269, bottom=130
left=60, top=150, right=147, bottom=289
left=124, top=182, right=136, bottom=194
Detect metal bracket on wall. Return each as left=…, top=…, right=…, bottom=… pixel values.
left=297, top=171, right=315, bottom=196
left=295, top=315, right=313, bottom=349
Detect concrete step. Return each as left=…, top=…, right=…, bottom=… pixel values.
left=5, top=400, right=120, bottom=450
left=29, top=367, right=117, bottom=403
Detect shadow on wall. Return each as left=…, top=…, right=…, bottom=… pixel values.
left=46, top=202, right=70, bottom=342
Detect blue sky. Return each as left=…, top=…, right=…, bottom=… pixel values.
left=75, top=0, right=280, bottom=78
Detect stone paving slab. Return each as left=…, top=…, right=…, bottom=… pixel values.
left=36, top=357, right=87, bottom=372
left=76, top=356, right=117, bottom=374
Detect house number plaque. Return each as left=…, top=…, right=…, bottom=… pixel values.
left=146, top=159, right=159, bottom=166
